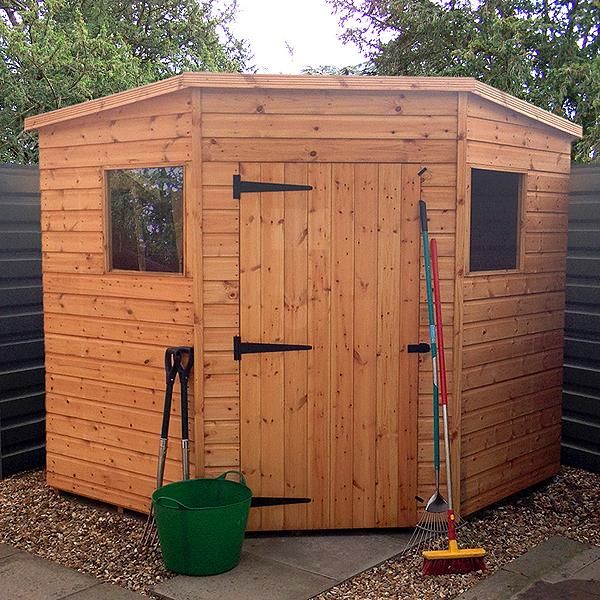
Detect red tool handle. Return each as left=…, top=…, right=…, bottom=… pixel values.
left=431, top=239, right=449, bottom=409
left=447, top=508, right=457, bottom=541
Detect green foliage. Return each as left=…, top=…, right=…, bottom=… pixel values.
left=0, top=0, right=249, bottom=163
left=302, top=63, right=368, bottom=75
left=329, top=0, right=599, bottom=161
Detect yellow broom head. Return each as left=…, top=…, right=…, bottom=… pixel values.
left=422, top=517, right=486, bottom=576
left=423, top=540, right=486, bottom=560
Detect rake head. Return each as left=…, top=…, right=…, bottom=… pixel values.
left=401, top=493, right=454, bottom=557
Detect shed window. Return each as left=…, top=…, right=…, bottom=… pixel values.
left=107, top=167, right=184, bottom=273
left=469, top=168, right=521, bottom=272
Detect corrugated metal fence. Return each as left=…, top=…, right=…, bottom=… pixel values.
left=0, top=164, right=45, bottom=478
left=562, top=164, right=600, bottom=473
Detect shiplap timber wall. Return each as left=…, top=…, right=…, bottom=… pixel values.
left=38, top=90, right=196, bottom=512
left=198, top=88, right=461, bottom=523
left=562, top=164, right=600, bottom=472
left=0, top=164, right=45, bottom=478
left=36, top=82, right=576, bottom=524
left=459, top=96, right=573, bottom=515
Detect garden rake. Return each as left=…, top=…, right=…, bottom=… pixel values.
left=141, top=346, right=193, bottom=547
left=402, top=193, right=449, bottom=557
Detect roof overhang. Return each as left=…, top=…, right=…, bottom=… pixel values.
left=24, top=72, right=583, bottom=139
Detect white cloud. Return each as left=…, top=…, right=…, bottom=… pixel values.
left=229, top=0, right=366, bottom=73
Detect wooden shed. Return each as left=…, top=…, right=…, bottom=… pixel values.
left=24, top=73, right=582, bottom=531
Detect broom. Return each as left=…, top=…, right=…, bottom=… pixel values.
left=422, top=238, right=486, bottom=575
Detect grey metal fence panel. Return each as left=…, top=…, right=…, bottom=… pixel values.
left=0, top=164, right=45, bottom=478
left=563, top=164, right=600, bottom=473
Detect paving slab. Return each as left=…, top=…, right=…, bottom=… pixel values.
left=570, top=558, right=600, bottom=581
left=454, top=569, right=532, bottom=600
left=68, top=583, right=145, bottom=599
left=517, top=579, right=600, bottom=599
left=502, top=536, right=590, bottom=580
left=542, top=547, right=600, bottom=583
left=243, top=531, right=411, bottom=579
left=456, top=537, right=600, bottom=600
left=152, top=552, right=335, bottom=600
left=0, top=551, right=99, bottom=600
left=0, top=542, right=21, bottom=559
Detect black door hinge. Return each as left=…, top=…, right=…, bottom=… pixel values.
left=233, top=336, right=312, bottom=361
left=408, top=343, right=430, bottom=353
left=233, top=174, right=313, bottom=200
left=251, top=496, right=312, bottom=508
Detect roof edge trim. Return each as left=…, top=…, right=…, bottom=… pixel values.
left=471, top=81, right=582, bottom=138
left=24, top=72, right=582, bottom=139
left=24, top=75, right=187, bottom=131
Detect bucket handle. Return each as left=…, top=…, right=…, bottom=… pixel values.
left=217, top=470, right=247, bottom=486
left=155, top=496, right=190, bottom=510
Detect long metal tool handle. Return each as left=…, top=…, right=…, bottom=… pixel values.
left=431, top=238, right=453, bottom=511
left=156, top=349, right=179, bottom=489
left=142, top=348, right=188, bottom=547
left=177, top=347, right=194, bottom=481
left=419, top=200, right=440, bottom=484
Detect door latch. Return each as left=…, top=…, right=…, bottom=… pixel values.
left=407, top=343, right=430, bottom=353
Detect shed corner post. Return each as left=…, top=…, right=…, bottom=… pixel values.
left=452, top=91, right=469, bottom=514
left=191, top=87, right=206, bottom=477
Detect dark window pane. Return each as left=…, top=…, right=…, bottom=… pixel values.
left=470, top=169, right=521, bottom=272
left=108, top=167, right=184, bottom=273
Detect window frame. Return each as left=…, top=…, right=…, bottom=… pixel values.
left=465, top=164, right=527, bottom=277
left=104, top=163, right=187, bottom=277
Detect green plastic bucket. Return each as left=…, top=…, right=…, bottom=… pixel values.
left=152, top=470, right=252, bottom=576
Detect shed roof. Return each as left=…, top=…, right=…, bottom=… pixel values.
left=24, top=72, right=582, bottom=138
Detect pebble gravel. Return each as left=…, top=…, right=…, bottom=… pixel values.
left=316, top=466, right=600, bottom=599
left=0, top=470, right=168, bottom=595
left=0, top=466, right=597, bottom=598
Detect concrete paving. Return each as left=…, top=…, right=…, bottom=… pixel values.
left=151, top=552, right=335, bottom=600
left=152, top=531, right=412, bottom=600
left=243, top=531, right=411, bottom=580
left=3, top=533, right=596, bottom=600
left=0, top=543, right=143, bottom=600
left=0, top=543, right=20, bottom=560
left=456, top=536, right=600, bottom=600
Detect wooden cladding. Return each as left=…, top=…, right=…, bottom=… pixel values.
left=38, top=93, right=195, bottom=512
left=202, top=114, right=457, bottom=139
left=202, top=138, right=457, bottom=164
left=458, top=94, right=570, bottom=512
left=238, top=162, right=419, bottom=530
left=35, top=80, right=573, bottom=524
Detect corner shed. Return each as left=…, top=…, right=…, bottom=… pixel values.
left=25, top=73, right=581, bottom=530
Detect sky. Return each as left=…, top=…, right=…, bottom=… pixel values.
left=229, top=0, right=366, bottom=74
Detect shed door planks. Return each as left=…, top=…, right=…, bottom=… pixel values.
left=239, top=162, right=420, bottom=530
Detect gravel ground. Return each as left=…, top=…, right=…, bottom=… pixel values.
left=316, top=466, right=600, bottom=599
left=0, top=470, right=168, bottom=594
left=0, top=466, right=597, bottom=598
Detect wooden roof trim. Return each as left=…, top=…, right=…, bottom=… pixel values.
left=24, top=76, right=187, bottom=131
left=24, top=72, right=582, bottom=138
left=179, top=71, right=479, bottom=91
left=471, top=81, right=582, bottom=138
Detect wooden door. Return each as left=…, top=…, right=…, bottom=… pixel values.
left=239, top=162, right=420, bottom=530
